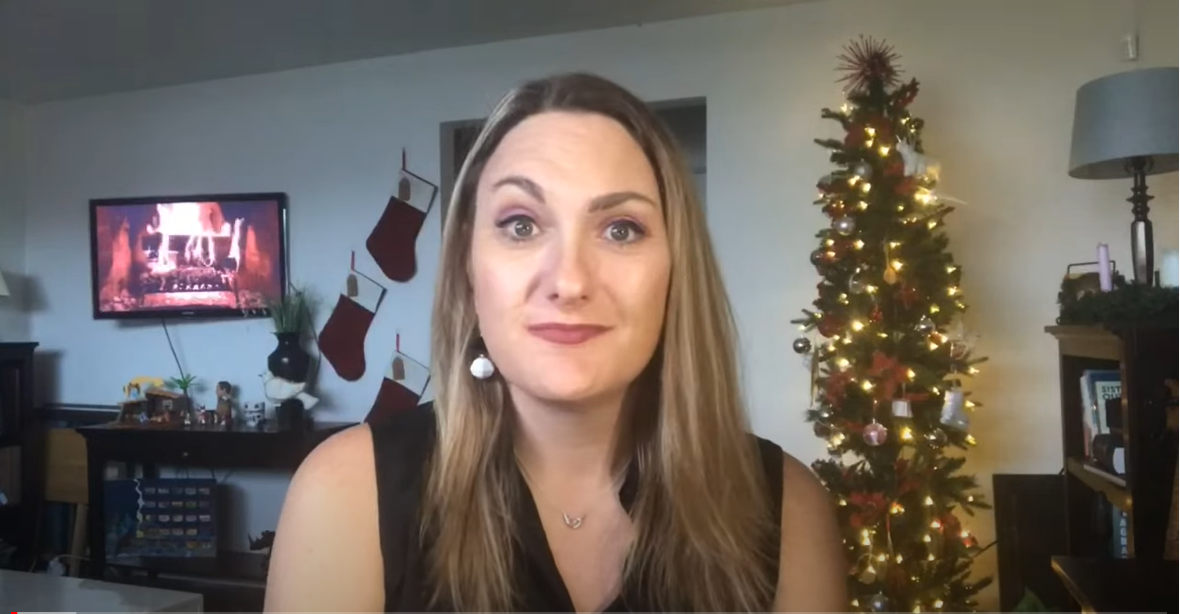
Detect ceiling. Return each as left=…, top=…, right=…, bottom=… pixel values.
left=0, top=0, right=814, bottom=103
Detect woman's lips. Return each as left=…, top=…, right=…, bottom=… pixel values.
left=527, top=323, right=610, bottom=345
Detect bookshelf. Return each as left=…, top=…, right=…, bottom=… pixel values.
left=1045, top=324, right=1178, bottom=613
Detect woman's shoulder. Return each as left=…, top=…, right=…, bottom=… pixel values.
left=766, top=446, right=848, bottom=610
left=288, top=402, right=437, bottom=496
left=291, top=421, right=375, bottom=484
left=745, top=434, right=837, bottom=539
left=744, top=433, right=825, bottom=494
left=750, top=434, right=785, bottom=471
left=266, top=421, right=387, bottom=609
left=746, top=433, right=830, bottom=513
left=742, top=434, right=846, bottom=610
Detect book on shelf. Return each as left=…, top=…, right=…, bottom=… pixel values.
left=1079, top=369, right=1121, bottom=459
left=1111, top=506, right=1129, bottom=558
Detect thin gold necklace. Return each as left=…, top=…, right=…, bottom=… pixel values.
left=516, top=459, right=627, bottom=530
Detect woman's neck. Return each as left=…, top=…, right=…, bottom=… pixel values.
left=510, top=389, right=627, bottom=488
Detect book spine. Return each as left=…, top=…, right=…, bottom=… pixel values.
left=1080, top=373, right=1095, bottom=458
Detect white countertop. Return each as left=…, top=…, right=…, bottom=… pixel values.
left=0, top=569, right=204, bottom=612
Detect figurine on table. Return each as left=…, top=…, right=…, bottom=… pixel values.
left=216, top=381, right=235, bottom=426
left=125, top=383, right=142, bottom=401
left=261, top=371, right=319, bottom=430
left=245, top=403, right=266, bottom=429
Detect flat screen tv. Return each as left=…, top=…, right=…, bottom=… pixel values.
left=89, top=192, right=288, bottom=320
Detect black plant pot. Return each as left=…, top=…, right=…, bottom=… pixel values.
left=268, top=332, right=310, bottom=383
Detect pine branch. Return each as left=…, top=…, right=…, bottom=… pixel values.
left=820, top=108, right=853, bottom=129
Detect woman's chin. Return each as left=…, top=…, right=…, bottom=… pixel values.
left=518, top=375, right=615, bottom=407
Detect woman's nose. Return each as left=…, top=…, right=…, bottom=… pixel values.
left=545, top=235, right=592, bottom=306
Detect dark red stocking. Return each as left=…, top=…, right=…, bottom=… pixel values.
left=367, top=379, right=422, bottom=423
left=366, top=347, right=430, bottom=423
left=365, top=170, right=436, bottom=283
left=317, top=269, right=384, bottom=382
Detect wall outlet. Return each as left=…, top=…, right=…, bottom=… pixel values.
left=1121, top=32, right=1139, bottom=61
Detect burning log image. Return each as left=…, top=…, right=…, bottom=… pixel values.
left=94, top=199, right=283, bottom=314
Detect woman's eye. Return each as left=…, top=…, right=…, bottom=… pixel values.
left=497, top=215, right=537, bottom=240
left=604, top=220, right=645, bottom=244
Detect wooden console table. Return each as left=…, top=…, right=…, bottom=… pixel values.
left=76, top=419, right=354, bottom=609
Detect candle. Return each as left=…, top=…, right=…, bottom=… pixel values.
left=1097, top=244, right=1112, bottom=291
left=1161, top=249, right=1179, bottom=288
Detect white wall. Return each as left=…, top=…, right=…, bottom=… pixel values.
left=0, top=100, right=28, bottom=341
left=17, top=0, right=1179, bottom=603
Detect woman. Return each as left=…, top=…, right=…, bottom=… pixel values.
left=264, top=73, right=845, bottom=612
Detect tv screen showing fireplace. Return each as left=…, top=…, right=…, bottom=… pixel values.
left=89, top=193, right=288, bottom=320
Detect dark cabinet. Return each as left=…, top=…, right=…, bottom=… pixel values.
left=0, top=341, right=38, bottom=567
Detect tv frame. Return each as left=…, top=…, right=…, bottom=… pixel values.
left=88, top=191, right=290, bottom=321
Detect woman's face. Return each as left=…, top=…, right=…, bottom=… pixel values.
left=470, top=111, right=671, bottom=406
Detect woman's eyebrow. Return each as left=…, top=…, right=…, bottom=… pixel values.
left=492, top=174, right=656, bottom=212
left=492, top=175, right=545, bottom=202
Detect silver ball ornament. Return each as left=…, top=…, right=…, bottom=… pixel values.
left=917, top=315, right=935, bottom=334
left=863, top=421, right=889, bottom=446
left=869, top=593, right=891, bottom=612
left=854, top=161, right=873, bottom=179
left=832, top=216, right=856, bottom=236
left=926, top=428, right=949, bottom=447
left=849, top=275, right=867, bottom=294
left=792, top=337, right=812, bottom=354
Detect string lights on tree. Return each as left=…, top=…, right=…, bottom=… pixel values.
left=792, top=36, right=992, bottom=612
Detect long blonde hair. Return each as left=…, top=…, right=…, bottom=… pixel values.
left=424, top=73, right=776, bottom=611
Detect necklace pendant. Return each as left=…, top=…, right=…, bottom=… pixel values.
left=562, top=512, right=584, bottom=529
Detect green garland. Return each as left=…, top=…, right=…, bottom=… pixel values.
left=1058, top=274, right=1179, bottom=326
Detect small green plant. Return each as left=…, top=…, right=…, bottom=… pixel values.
left=168, top=373, right=198, bottom=397
left=267, top=287, right=311, bottom=334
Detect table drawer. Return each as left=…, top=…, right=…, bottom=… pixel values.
left=91, top=433, right=305, bottom=469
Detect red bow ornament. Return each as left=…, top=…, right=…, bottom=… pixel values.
left=848, top=491, right=887, bottom=529
left=824, top=370, right=852, bottom=405
left=868, top=351, right=908, bottom=401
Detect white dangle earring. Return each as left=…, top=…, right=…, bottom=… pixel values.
left=470, top=353, right=495, bottom=380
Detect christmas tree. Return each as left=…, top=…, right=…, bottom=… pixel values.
left=792, top=37, right=992, bottom=613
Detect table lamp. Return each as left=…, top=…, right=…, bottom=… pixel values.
left=1068, top=66, right=1179, bottom=285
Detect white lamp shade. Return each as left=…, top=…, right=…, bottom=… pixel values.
left=1068, top=66, right=1179, bottom=179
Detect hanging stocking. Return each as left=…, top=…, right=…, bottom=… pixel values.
left=318, top=255, right=385, bottom=382
left=367, top=334, right=430, bottom=423
left=366, top=159, right=438, bottom=283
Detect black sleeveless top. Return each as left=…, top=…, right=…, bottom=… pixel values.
left=371, top=403, right=785, bottom=612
